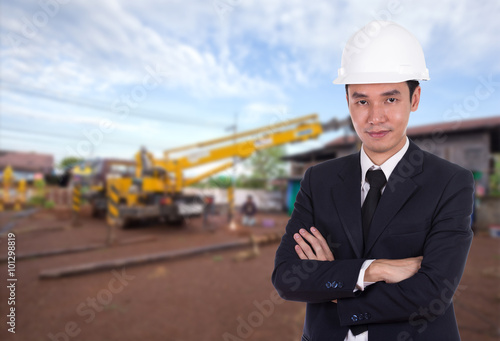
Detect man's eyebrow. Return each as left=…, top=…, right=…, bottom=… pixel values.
left=380, top=89, right=401, bottom=97
left=351, top=92, right=368, bottom=98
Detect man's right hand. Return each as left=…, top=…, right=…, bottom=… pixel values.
left=365, top=256, right=423, bottom=284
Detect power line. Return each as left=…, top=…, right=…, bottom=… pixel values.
left=0, top=126, right=169, bottom=150
left=0, top=80, right=228, bottom=128
left=0, top=134, right=69, bottom=147
left=2, top=126, right=80, bottom=141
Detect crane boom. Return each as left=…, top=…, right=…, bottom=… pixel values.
left=137, top=114, right=323, bottom=192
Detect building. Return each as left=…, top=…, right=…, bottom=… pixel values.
left=0, top=150, right=54, bottom=180
left=283, top=116, right=500, bottom=202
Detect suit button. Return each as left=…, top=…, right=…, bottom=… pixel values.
left=365, top=313, right=371, bottom=320
left=333, top=281, right=338, bottom=288
left=325, top=282, right=331, bottom=288
left=358, top=314, right=364, bottom=321
left=338, top=281, right=344, bottom=288
left=351, top=315, right=358, bottom=322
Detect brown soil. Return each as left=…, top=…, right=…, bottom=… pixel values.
left=0, top=208, right=498, bottom=341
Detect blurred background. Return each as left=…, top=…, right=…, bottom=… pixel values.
left=0, top=0, right=499, bottom=340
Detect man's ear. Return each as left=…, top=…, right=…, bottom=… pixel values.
left=346, top=94, right=349, bottom=105
left=411, top=86, right=421, bottom=112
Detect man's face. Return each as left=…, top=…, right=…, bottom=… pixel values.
left=346, top=82, right=420, bottom=164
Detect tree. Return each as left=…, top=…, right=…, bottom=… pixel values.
left=58, top=156, right=84, bottom=170
left=208, top=175, right=232, bottom=189
left=240, top=146, right=287, bottom=189
left=190, top=147, right=288, bottom=189
left=236, top=175, right=267, bottom=189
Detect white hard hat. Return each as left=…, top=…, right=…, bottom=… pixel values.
left=333, top=21, right=430, bottom=84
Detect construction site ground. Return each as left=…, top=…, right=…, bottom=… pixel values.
left=0, top=207, right=499, bottom=341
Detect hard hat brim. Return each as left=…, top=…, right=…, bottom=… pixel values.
left=333, top=71, right=430, bottom=85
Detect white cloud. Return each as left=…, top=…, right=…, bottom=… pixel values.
left=1, top=102, right=152, bottom=134
left=0, top=0, right=286, bottom=100
left=2, top=0, right=499, bottom=101
left=1, top=0, right=499, bottom=163
left=239, top=102, right=289, bottom=126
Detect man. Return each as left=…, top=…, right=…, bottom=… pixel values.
left=272, top=21, right=474, bottom=341
left=241, top=195, right=257, bottom=226
left=202, top=195, right=215, bottom=231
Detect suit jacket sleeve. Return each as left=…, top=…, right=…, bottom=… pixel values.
left=272, top=166, right=366, bottom=303
left=336, top=168, right=474, bottom=326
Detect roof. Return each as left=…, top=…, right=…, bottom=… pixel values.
left=325, top=135, right=358, bottom=147
left=281, top=146, right=338, bottom=162
left=406, top=115, right=500, bottom=136
left=323, top=116, right=500, bottom=149
left=0, top=150, right=54, bottom=174
left=283, top=116, right=500, bottom=162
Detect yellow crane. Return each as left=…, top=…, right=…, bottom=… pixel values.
left=101, top=113, right=350, bottom=227
left=88, top=114, right=351, bottom=227
left=136, top=114, right=322, bottom=191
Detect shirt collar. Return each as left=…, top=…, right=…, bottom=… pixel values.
left=360, top=136, right=409, bottom=184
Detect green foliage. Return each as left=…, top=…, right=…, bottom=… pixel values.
left=236, top=176, right=267, bottom=189
left=189, top=181, right=207, bottom=188
left=28, top=178, right=49, bottom=207
left=28, top=195, right=45, bottom=207
left=239, top=146, right=287, bottom=189
left=208, top=175, right=233, bottom=189
left=33, top=179, right=46, bottom=189
left=189, top=175, right=233, bottom=189
left=189, top=146, right=287, bottom=190
left=43, top=200, right=55, bottom=209
left=59, top=156, right=84, bottom=170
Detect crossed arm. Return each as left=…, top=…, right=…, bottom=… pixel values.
left=293, top=226, right=423, bottom=300
left=294, top=227, right=423, bottom=283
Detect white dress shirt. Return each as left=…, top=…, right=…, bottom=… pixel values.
left=344, top=137, right=410, bottom=341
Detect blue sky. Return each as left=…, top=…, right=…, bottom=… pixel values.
left=1, top=0, right=499, bottom=172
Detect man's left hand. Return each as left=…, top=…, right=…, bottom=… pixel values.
left=294, top=227, right=337, bottom=303
left=294, top=227, right=334, bottom=261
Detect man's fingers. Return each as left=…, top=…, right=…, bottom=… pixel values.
left=310, top=227, right=335, bottom=261
left=294, top=233, right=317, bottom=259
left=295, top=245, right=308, bottom=260
left=299, top=229, right=327, bottom=260
left=293, top=228, right=336, bottom=262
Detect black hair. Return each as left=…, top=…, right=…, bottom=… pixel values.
left=345, top=80, right=420, bottom=103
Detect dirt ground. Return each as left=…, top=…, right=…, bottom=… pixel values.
left=0, top=208, right=499, bottom=341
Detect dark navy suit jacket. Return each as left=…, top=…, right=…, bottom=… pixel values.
left=272, top=140, right=474, bottom=341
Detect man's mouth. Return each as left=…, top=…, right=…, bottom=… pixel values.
left=367, top=130, right=390, bottom=138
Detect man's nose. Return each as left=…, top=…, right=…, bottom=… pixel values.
left=368, top=102, right=387, bottom=124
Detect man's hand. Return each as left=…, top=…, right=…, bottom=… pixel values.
left=365, top=257, right=423, bottom=284
left=294, top=227, right=337, bottom=303
left=294, top=227, right=334, bottom=261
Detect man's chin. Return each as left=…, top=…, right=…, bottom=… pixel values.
left=363, top=142, right=393, bottom=155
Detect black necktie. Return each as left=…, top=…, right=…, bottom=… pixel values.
left=351, top=169, right=387, bottom=337
left=362, top=169, right=387, bottom=248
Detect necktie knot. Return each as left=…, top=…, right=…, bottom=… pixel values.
left=366, top=169, right=387, bottom=190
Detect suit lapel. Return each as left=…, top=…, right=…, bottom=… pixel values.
left=331, top=153, right=363, bottom=258
left=364, top=141, right=424, bottom=255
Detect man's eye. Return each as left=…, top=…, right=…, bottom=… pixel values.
left=387, top=98, right=397, bottom=103
left=357, top=100, right=368, bottom=105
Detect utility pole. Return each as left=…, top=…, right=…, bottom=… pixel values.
left=225, top=112, right=239, bottom=230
